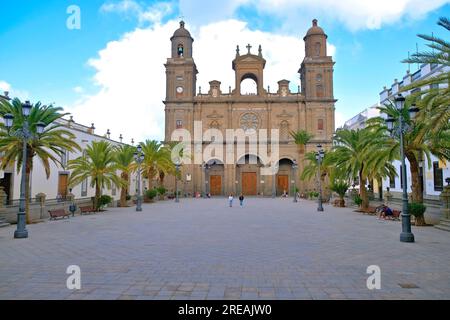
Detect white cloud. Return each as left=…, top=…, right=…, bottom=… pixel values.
left=100, top=0, right=173, bottom=25
left=0, top=80, right=29, bottom=100
left=0, top=80, right=11, bottom=92
left=69, top=18, right=334, bottom=142
left=334, top=110, right=346, bottom=129
left=73, top=86, right=84, bottom=94
left=181, top=0, right=450, bottom=31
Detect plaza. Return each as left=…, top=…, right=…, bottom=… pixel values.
left=0, top=198, right=449, bottom=300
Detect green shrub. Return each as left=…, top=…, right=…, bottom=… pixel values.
left=125, top=194, right=131, bottom=201
left=408, top=202, right=426, bottom=218
left=156, top=187, right=167, bottom=195
left=330, top=181, right=349, bottom=198
left=309, top=191, right=319, bottom=198
left=353, top=195, right=362, bottom=206
left=145, top=189, right=158, bottom=200
left=99, top=195, right=112, bottom=207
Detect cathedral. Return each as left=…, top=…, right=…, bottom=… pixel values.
left=164, top=19, right=336, bottom=196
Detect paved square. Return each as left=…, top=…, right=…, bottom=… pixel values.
left=0, top=198, right=449, bottom=300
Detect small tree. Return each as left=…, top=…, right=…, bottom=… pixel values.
left=145, top=189, right=158, bottom=202
left=408, top=202, right=427, bottom=226
left=330, top=181, right=349, bottom=207
left=68, top=141, right=124, bottom=211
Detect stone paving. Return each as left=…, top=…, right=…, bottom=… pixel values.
left=0, top=197, right=449, bottom=300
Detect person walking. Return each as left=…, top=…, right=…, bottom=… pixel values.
left=239, top=194, right=244, bottom=207
left=228, top=194, right=234, bottom=207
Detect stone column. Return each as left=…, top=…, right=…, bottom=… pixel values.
left=35, top=192, right=46, bottom=220
left=439, top=185, right=450, bottom=220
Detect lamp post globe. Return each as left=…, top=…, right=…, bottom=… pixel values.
left=394, top=93, right=405, bottom=110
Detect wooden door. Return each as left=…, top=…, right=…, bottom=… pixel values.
left=242, top=172, right=257, bottom=195
left=58, top=174, right=69, bottom=198
left=277, top=175, right=289, bottom=195
left=209, top=175, right=222, bottom=195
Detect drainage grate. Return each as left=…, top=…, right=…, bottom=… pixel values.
left=398, top=283, right=420, bottom=289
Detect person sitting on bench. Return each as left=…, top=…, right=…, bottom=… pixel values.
left=378, top=205, right=394, bottom=220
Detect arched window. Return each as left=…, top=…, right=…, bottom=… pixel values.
left=316, top=84, right=324, bottom=97
left=177, top=44, right=184, bottom=57
left=317, top=119, right=324, bottom=131
left=240, top=78, right=257, bottom=95
left=315, top=42, right=321, bottom=56
left=280, top=121, right=290, bottom=141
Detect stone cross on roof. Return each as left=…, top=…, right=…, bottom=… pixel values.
left=246, top=44, right=252, bottom=54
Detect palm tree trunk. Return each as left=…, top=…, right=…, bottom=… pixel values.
left=120, top=172, right=128, bottom=207
left=406, top=153, right=423, bottom=203
left=25, top=154, right=33, bottom=224
left=360, top=172, right=369, bottom=209
left=94, top=180, right=101, bottom=211
left=298, top=145, right=305, bottom=193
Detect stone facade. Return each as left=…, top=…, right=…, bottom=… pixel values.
left=164, top=20, right=336, bottom=196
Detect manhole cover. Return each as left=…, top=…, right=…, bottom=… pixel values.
left=398, top=283, right=420, bottom=289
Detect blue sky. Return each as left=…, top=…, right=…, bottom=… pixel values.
left=1, top=0, right=449, bottom=141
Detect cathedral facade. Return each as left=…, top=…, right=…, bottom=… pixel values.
left=164, top=20, right=336, bottom=196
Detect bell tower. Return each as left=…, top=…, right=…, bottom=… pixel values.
left=299, top=19, right=334, bottom=100
left=232, top=44, right=266, bottom=96
left=164, top=21, right=198, bottom=141
left=165, top=21, right=198, bottom=102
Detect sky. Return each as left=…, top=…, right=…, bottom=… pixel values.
left=1, top=0, right=449, bottom=143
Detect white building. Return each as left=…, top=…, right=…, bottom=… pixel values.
left=341, top=63, right=449, bottom=203
left=342, top=104, right=380, bottom=131
left=379, top=63, right=450, bottom=200
left=0, top=92, right=135, bottom=205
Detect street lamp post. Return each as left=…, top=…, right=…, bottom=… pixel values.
left=316, top=145, right=325, bottom=212
left=292, top=159, right=298, bottom=203
left=2, top=101, right=46, bottom=239
left=133, top=144, right=145, bottom=212
left=272, top=163, right=278, bottom=198
left=200, top=161, right=207, bottom=198
left=175, top=160, right=180, bottom=203
left=385, top=93, right=418, bottom=243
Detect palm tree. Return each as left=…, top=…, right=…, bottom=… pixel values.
left=114, top=144, right=135, bottom=207
left=300, top=151, right=333, bottom=183
left=377, top=101, right=449, bottom=207
left=331, top=128, right=396, bottom=210
left=401, top=17, right=450, bottom=135
left=290, top=130, right=313, bottom=192
left=0, top=98, right=80, bottom=223
left=68, top=140, right=124, bottom=211
left=140, top=140, right=174, bottom=190
left=290, top=130, right=313, bottom=154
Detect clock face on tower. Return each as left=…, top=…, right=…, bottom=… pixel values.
left=176, top=86, right=184, bottom=94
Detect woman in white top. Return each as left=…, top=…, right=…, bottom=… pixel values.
left=228, top=194, right=234, bottom=207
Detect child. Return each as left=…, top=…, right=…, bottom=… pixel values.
left=228, top=194, right=234, bottom=207
left=239, top=194, right=244, bottom=207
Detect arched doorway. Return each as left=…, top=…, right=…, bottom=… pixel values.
left=206, top=159, right=224, bottom=196
left=276, top=158, right=294, bottom=196
left=236, top=154, right=263, bottom=196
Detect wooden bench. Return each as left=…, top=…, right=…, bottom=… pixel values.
left=79, top=206, right=96, bottom=215
left=362, top=206, right=378, bottom=215
left=386, top=209, right=401, bottom=220
left=48, top=209, right=70, bottom=220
